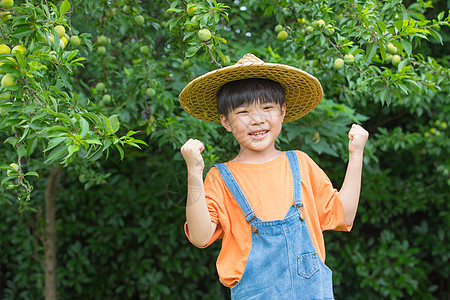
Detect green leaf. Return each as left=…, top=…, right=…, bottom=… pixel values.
left=25, top=172, right=39, bottom=177
left=400, top=39, right=412, bottom=56
left=60, top=0, right=71, bottom=17
left=80, top=117, right=89, bottom=138
left=108, top=115, right=120, bottom=134
left=45, top=143, right=68, bottom=164
left=45, top=137, right=68, bottom=152
left=115, top=144, right=124, bottom=160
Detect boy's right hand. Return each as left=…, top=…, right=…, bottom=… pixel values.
left=181, top=138, right=205, bottom=172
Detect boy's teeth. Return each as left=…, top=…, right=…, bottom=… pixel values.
left=250, top=131, right=267, bottom=136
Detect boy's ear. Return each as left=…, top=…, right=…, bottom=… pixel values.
left=281, top=103, right=286, bottom=120
left=220, top=114, right=232, bottom=132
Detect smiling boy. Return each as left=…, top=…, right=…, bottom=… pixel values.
left=179, top=54, right=368, bottom=299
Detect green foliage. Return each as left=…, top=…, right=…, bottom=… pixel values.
left=1, top=0, right=449, bottom=299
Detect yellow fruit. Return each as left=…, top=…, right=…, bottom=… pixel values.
left=277, top=30, right=288, bottom=41
left=0, top=10, right=11, bottom=20
left=0, top=44, right=11, bottom=54
left=11, top=45, right=25, bottom=55
left=0, top=0, right=13, bottom=8
left=1, top=74, right=17, bottom=87
left=61, top=36, right=68, bottom=47
left=54, top=25, right=65, bottom=38
left=313, top=19, right=325, bottom=28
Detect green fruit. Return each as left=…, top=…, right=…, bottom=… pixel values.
left=385, top=54, right=393, bottom=63
left=11, top=45, right=25, bottom=55
left=305, top=26, right=314, bottom=34
left=140, top=45, right=149, bottom=54
left=440, top=122, right=447, bottom=130
left=135, top=15, right=145, bottom=26
left=146, top=88, right=155, bottom=98
left=335, top=13, right=344, bottom=22
left=333, top=58, right=344, bottom=70
left=95, top=82, right=105, bottom=93
left=106, top=8, right=116, bottom=18
left=275, top=24, right=284, bottom=33
left=123, top=5, right=131, bottom=14
left=277, top=30, right=288, bottom=41
left=1, top=74, right=16, bottom=87
left=391, top=54, right=401, bottom=66
left=97, top=35, right=108, bottom=45
left=187, top=5, right=198, bottom=16
left=344, top=54, right=354, bottom=64
left=387, top=43, right=398, bottom=54
left=299, top=18, right=306, bottom=24
left=97, top=46, right=106, bottom=55
left=70, top=36, right=81, bottom=47
left=0, top=44, right=11, bottom=54
left=198, top=28, right=212, bottom=41
left=223, top=55, right=231, bottom=66
left=102, top=94, right=112, bottom=104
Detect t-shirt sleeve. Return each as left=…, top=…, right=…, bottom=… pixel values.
left=184, top=167, right=226, bottom=248
left=299, top=151, right=352, bottom=232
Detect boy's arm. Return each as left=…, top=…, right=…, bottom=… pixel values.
left=338, top=124, right=369, bottom=226
left=181, top=138, right=217, bottom=247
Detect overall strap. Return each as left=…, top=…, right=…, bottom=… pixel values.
left=285, top=150, right=303, bottom=207
left=214, top=163, right=257, bottom=223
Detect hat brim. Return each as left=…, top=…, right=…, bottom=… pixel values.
left=179, top=60, right=323, bottom=123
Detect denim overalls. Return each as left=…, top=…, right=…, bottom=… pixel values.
left=214, top=151, right=334, bottom=300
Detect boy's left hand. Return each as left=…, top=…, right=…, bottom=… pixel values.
left=348, top=124, right=369, bottom=154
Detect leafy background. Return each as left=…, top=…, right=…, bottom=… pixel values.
left=1, top=0, right=449, bottom=299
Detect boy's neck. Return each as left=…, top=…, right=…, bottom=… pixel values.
left=232, top=147, right=283, bottom=164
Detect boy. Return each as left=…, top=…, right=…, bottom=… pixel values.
left=179, top=54, right=369, bottom=299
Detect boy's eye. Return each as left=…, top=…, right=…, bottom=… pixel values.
left=236, top=110, right=248, bottom=114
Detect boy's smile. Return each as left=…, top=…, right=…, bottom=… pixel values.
left=220, top=101, right=286, bottom=163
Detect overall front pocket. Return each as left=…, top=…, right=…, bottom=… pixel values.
left=297, top=252, right=320, bottom=278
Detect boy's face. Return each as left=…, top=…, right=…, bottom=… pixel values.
left=220, top=101, right=286, bottom=155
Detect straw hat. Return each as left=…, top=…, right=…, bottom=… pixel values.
left=179, top=53, right=323, bottom=123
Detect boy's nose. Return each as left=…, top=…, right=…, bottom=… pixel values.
left=249, top=111, right=265, bottom=124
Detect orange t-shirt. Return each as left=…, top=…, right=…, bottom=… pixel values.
left=184, top=151, right=351, bottom=288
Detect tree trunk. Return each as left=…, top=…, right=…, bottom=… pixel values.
left=44, top=168, right=61, bottom=300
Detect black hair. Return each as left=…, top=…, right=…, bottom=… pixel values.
left=216, top=78, right=285, bottom=117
